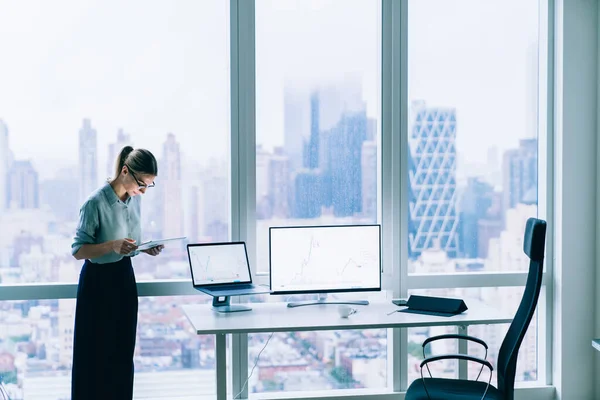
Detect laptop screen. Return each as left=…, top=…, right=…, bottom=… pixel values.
left=187, top=242, right=252, bottom=286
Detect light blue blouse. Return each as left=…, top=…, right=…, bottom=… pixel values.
left=71, top=182, right=142, bottom=264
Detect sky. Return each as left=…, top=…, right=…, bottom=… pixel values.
left=0, top=0, right=540, bottom=181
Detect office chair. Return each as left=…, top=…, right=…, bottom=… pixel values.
left=405, top=217, right=547, bottom=400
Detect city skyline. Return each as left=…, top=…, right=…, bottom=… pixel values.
left=0, top=0, right=538, bottom=180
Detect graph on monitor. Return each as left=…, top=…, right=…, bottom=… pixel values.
left=269, top=225, right=381, bottom=294
left=188, top=243, right=251, bottom=285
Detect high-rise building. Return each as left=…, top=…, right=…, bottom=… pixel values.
left=107, top=128, right=132, bottom=179
left=256, top=145, right=271, bottom=218
left=307, top=92, right=320, bottom=169
left=284, top=87, right=311, bottom=173
left=78, top=118, right=98, bottom=205
left=361, top=140, right=377, bottom=222
left=269, top=147, right=290, bottom=219
left=322, top=110, right=367, bottom=217
left=189, top=185, right=204, bottom=242
left=7, top=160, right=39, bottom=209
left=408, top=101, right=459, bottom=258
left=0, top=120, right=9, bottom=214
left=292, top=169, right=321, bottom=219
left=502, top=138, right=537, bottom=216
left=161, top=133, right=184, bottom=239
left=458, top=177, right=495, bottom=258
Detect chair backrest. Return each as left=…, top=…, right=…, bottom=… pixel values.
left=496, top=217, right=546, bottom=399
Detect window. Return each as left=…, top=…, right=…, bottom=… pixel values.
left=0, top=0, right=230, bottom=397
left=406, top=0, right=544, bottom=388
left=0, top=0, right=230, bottom=284
left=407, top=0, right=540, bottom=272
left=253, top=0, right=384, bottom=394
left=0, top=297, right=225, bottom=399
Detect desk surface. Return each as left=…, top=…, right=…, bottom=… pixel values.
left=182, top=300, right=513, bottom=335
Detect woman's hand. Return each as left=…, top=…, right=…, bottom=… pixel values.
left=141, top=245, right=164, bottom=256
left=112, top=238, right=138, bottom=255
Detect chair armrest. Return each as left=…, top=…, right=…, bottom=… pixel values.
left=419, top=354, right=494, bottom=400
left=420, top=354, right=493, bottom=371
left=422, top=334, right=489, bottom=381
left=422, top=334, right=488, bottom=350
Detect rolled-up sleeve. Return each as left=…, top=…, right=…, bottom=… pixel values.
left=71, top=200, right=99, bottom=256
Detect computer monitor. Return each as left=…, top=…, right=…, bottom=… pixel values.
left=269, top=224, right=381, bottom=307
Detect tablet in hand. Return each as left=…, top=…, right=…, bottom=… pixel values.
left=137, top=237, right=187, bottom=251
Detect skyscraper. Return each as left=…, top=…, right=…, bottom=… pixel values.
left=502, top=138, right=537, bottom=216
left=325, top=110, right=367, bottom=217
left=269, top=147, right=290, bottom=218
left=161, top=133, right=184, bottom=239
left=292, top=169, right=321, bottom=219
left=284, top=87, right=311, bottom=173
left=458, top=178, right=494, bottom=258
left=408, top=101, right=459, bottom=258
left=361, top=139, right=377, bottom=222
left=107, top=129, right=132, bottom=180
left=256, top=145, right=271, bottom=218
left=78, top=118, right=98, bottom=205
left=0, top=120, right=9, bottom=213
left=7, top=160, right=39, bottom=209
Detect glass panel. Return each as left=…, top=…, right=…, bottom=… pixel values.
left=407, top=287, right=539, bottom=388
left=248, top=291, right=390, bottom=395
left=0, top=297, right=226, bottom=400
left=407, top=0, right=540, bottom=273
left=255, top=0, right=382, bottom=272
left=253, top=0, right=383, bottom=394
left=0, top=0, right=230, bottom=283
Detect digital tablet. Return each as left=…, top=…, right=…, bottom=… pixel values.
left=137, top=237, right=187, bottom=251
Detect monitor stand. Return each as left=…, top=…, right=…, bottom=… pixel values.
left=212, top=296, right=252, bottom=313
left=286, top=293, right=369, bottom=308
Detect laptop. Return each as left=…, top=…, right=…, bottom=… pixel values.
left=187, top=242, right=271, bottom=297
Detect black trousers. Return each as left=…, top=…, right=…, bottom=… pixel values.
left=71, top=257, right=138, bottom=400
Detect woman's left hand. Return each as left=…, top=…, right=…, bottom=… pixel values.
left=142, top=245, right=164, bottom=256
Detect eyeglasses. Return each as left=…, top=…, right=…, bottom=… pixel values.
left=126, top=164, right=155, bottom=189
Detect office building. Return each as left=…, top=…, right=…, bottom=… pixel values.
left=502, top=138, right=537, bottom=216
left=361, top=140, right=377, bottom=222
left=284, top=87, right=311, bottom=173
left=7, top=161, right=39, bottom=210
left=269, top=147, right=290, bottom=219
left=107, top=128, right=132, bottom=179
left=292, top=169, right=321, bottom=219
left=408, top=101, right=459, bottom=258
left=78, top=118, right=98, bottom=205
left=161, top=133, right=184, bottom=239
left=256, top=145, right=272, bottom=218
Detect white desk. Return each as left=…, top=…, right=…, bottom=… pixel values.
left=182, top=301, right=513, bottom=400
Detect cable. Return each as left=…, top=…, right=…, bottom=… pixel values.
left=234, top=332, right=275, bottom=399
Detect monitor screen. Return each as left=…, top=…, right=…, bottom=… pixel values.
left=269, top=225, right=381, bottom=294
left=187, top=242, right=252, bottom=286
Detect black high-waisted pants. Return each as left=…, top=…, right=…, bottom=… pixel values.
left=71, top=257, right=138, bottom=400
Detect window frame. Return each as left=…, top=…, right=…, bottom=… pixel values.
left=0, top=0, right=555, bottom=398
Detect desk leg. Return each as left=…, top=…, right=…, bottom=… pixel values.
left=458, top=326, right=468, bottom=380
left=216, top=333, right=227, bottom=400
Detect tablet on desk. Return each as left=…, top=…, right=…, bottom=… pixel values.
left=137, top=237, right=187, bottom=251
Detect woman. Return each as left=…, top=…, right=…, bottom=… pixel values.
left=70, top=146, right=164, bottom=400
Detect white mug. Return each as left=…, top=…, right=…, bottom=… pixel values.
left=338, top=305, right=357, bottom=318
